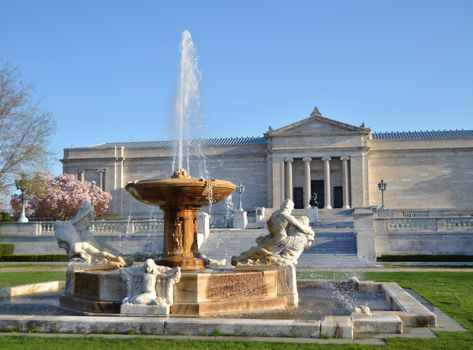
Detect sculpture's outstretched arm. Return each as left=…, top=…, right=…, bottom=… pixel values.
left=282, top=212, right=311, bottom=234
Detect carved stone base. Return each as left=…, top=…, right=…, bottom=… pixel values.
left=61, top=268, right=290, bottom=316
left=234, top=265, right=299, bottom=307
left=171, top=269, right=287, bottom=316
left=121, top=303, right=170, bottom=316
left=171, top=296, right=287, bottom=316
left=276, top=265, right=299, bottom=307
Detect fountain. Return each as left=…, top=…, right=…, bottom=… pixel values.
left=5, top=30, right=437, bottom=339
left=123, top=31, right=236, bottom=271
left=58, top=30, right=292, bottom=317
left=122, top=31, right=286, bottom=315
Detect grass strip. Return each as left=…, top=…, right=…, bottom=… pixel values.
left=0, top=271, right=66, bottom=288
left=379, top=254, right=473, bottom=262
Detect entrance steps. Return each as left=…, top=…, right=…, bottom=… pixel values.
left=297, top=254, right=376, bottom=269
left=202, top=208, right=378, bottom=269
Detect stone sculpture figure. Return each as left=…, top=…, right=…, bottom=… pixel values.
left=54, top=202, right=126, bottom=268
left=231, top=199, right=315, bottom=266
left=120, top=259, right=181, bottom=315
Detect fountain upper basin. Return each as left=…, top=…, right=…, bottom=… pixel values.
left=125, top=177, right=235, bottom=207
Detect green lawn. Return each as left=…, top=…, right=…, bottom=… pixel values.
left=0, top=263, right=67, bottom=270
left=0, top=271, right=66, bottom=288
left=0, top=271, right=471, bottom=349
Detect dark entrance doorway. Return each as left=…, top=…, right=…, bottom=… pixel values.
left=311, top=180, right=324, bottom=208
left=293, top=187, right=303, bottom=209
left=333, top=186, right=343, bottom=208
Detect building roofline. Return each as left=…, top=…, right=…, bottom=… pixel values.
left=371, top=129, right=473, bottom=140
left=64, top=129, right=473, bottom=151
left=70, top=136, right=268, bottom=150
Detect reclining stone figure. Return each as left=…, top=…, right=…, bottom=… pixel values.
left=231, top=199, right=315, bottom=266
left=54, top=202, right=127, bottom=268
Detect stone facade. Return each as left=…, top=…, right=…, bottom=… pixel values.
left=61, top=107, right=473, bottom=217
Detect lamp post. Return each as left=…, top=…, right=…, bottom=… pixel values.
left=237, top=182, right=245, bottom=212
left=15, top=174, right=29, bottom=223
left=90, top=180, right=96, bottom=231
left=378, top=179, right=387, bottom=210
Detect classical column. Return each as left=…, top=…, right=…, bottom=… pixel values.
left=77, top=170, right=85, bottom=182
left=322, top=156, right=332, bottom=209
left=285, top=157, right=294, bottom=201
left=340, top=156, right=350, bottom=209
left=303, top=157, right=312, bottom=208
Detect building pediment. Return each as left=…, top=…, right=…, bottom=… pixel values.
left=267, top=107, right=370, bottom=137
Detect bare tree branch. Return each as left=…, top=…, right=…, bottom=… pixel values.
left=0, top=65, right=56, bottom=197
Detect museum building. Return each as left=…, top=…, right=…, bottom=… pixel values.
left=61, top=107, right=473, bottom=218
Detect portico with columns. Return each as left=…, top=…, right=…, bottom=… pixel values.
left=267, top=107, right=371, bottom=210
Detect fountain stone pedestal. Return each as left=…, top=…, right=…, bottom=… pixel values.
left=160, top=206, right=205, bottom=270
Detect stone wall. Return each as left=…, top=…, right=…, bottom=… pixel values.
left=353, top=208, right=473, bottom=257
left=63, top=143, right=268, bottom=218
left=374, top=215, right=473, bottom=256
left=368, top=138, right=473, bottom=209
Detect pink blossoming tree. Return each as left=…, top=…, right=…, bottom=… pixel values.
left=11, top=173, right=112, bottom=220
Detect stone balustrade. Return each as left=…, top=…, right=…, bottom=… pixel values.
left=375, top=208, right=473, bottom=219
left=352, top=208, right=473, bottom=259
left=383, top=217, right=473, bottom=233
left=0, top=220, right=165, bottom=237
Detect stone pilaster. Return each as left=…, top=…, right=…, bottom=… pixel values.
left=350, top=153, right=369, bottom=207
left=322, top=156, right=332, bottom=209
left=98, top=169, right=106, bottom=190
left=271, top=158, right=285, bottom=207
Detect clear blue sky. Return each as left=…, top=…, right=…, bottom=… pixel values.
left=1, top=0, right=472, bottom=174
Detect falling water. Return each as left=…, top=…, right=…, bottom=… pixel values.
left=172, top=30, right=204, bottom=175
left=224, top=194, right=237, bottom=228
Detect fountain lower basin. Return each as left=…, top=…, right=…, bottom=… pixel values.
left=0, top=277, right=438, bottom=339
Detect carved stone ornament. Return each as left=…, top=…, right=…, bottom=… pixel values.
left=120, top=259, right=181, bottom=316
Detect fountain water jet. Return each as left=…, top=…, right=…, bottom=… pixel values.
left=122, top=31, right=289, bottom=315
left=126, top=32, right=235, bottom=271
left=173, top=30, right=203, bottom=173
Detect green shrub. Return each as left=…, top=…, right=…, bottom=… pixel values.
left=0, top=254, right=68, bottom=262
left=379, top=254, right=473, bottom=262
left=0, top=244, right=14, bottom=256
left=0, top=212, right=13, bottom=222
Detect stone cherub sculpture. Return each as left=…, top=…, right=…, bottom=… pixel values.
left=120, top=259, right=181, bottom=315
left=54, top=202, right=127, bottom=268
left=231, top=199, right=315, bottom=266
